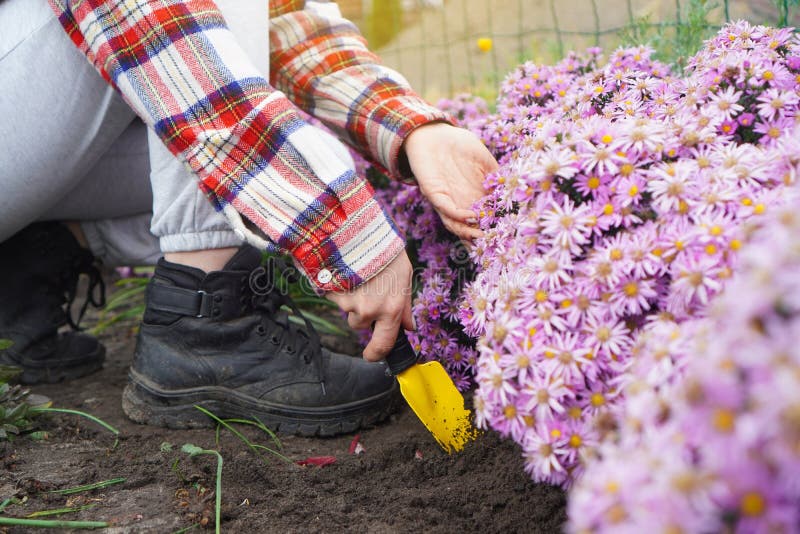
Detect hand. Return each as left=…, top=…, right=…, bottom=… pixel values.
left=326, top=252, right=414, bottom=362
left=403, top=122, right=498, bottom=240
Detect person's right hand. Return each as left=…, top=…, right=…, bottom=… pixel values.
left=326, top=252, right=415, bottom=362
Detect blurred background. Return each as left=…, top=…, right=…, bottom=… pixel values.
left=339, top=0, right=800, bottom=100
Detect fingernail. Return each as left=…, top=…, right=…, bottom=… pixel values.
left=411, top=314, right=418, bottom=331
left=466, top=217, right=478, bottom=225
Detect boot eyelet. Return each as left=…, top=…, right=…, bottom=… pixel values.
left=213, top=295, right=222, bottom=303
left=256, top=325, right=266, bottom=336
left=286, top=346, right=295, bottom=355
left=212, top=307, right=220, bottom=317
left=270, top=335, right=280, bottom=345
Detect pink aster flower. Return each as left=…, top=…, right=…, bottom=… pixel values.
left=708, top=85, right=744, bottom=120
left=539, top=200, right=594, bottom=254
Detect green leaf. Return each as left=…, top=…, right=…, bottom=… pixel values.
left=102, top=285, right=147, bottom=312
left=286, top=311, right=349, bottom=337
left=0, top=365, right=22, bottom=383
left=0, top=340, right=13, bottom=350
left=181, top=443, right=204, bottom=456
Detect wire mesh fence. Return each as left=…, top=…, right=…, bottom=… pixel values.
left=341, top=0, right=800, bottom=98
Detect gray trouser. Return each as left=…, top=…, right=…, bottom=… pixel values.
left=0, top=0, right=243, bottom=266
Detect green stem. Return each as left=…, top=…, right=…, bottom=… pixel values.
left=27, top=504, right=96, bottom=518
left=181, top=445, right=222, bottom=534
left=50, top=477, right=126, bottom=495
left=0, top=516, right=107, bottom=528
left=0, top=497, right=19, bottom=513
left=30, top=407, right=120, bottom=447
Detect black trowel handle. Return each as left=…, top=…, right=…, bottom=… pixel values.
left=385, top=332, right=419, bottom=376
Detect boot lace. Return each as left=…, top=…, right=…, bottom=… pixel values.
left=63, top=252, right=106, bottom=331
left=248, top=257, right=324, bottom=382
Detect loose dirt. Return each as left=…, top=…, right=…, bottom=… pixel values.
left=0, top=312, right=565, bottom=533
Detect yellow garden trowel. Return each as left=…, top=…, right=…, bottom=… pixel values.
left=384, top=333, right=479, bottom=453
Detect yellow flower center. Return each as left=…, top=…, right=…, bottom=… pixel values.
left=596, top=326, right=611, bottom=342
left=624, top=281, right=639, bottom=297
left=587, top=176, right=601, bottom=189
left=504, top=404, right=517, bottom=419
left=740, top=492, right=766, bottom=517
left=713, top=408, right=735, bottom=433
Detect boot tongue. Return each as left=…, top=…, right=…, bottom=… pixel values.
left=221, top=245, right=264, bottom=272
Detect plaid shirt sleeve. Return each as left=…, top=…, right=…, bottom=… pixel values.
left=269, top=1, right=453, bottom=179
left=47, top=0, right=408, bottom=292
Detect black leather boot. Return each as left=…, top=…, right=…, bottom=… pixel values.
left=0, top=223, right=106, bottom=384
left=122, top=246, right=399, bottom=436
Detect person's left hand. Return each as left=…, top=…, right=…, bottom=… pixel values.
left=402, top=122, right=498, bottom=240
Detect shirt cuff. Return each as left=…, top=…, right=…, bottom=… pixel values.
left=365, top=95, right=454, bottom=181
left=290, top=192, right=407, bottom=292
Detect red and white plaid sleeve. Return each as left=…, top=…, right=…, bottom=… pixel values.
left=269, top=1, right=454, bottom=179
left=48, top=0, right=406, bottom=292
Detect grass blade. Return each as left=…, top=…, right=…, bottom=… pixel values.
left=193, top=406, right=292, bottom=464
left=27, top=504, right=96, bottom=518
left=49, top=477, right=126, bottom=496
left=0, top=497, right=20, bottom=513
left=291, top=296, right=340, bottom=309
left=0, top=517, right=107, bottom=528
left=171, top=523, right=200, bottom=534
left=181, top=444, right=222, bottom=534
left=286, top=311, right=349, bottom=337
left=102, top=284, right=147, bottom=312
left=216, top=418, right=284, bottom=452
left=30, top=407, right=120, bottom=448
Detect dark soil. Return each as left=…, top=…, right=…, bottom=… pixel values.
left=0, top=306, right=565, bottom=533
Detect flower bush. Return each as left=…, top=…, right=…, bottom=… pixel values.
left=463, top=21, right=800, bottom=486
left=363, top=24, right=800, bottom=510
left=568, top=187, right=800, bottom=532
left=365, top=21, right=800, bottom=492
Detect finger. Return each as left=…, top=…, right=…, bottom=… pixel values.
left=480, top=151, right=500, bottom=173
left=428, top=193, right=479, bottom=222
left=443, top=217, right=484, bottom=240
left=363, top=317, right=400, bottom=362
left=347, top=312, right=372, bottom=331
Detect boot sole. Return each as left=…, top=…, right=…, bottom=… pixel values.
left=122, top=371, right=401, bottom=437
left=17, top=345, right=106, bottom=385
